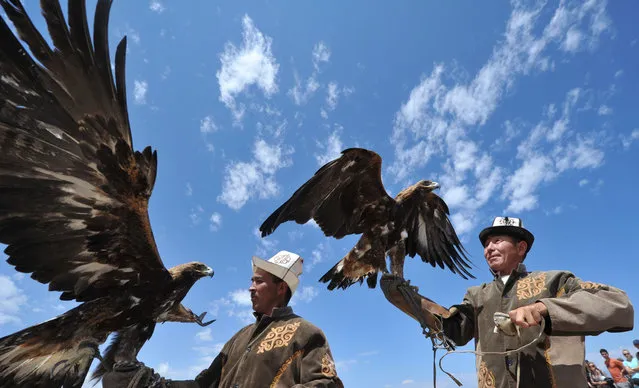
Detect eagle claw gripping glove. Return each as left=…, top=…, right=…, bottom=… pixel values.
left=379, top=273, right=452, bottom=331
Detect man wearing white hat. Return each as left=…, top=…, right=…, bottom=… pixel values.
left=103, top=250, right=344, bottom=388
left=381, top=216, right=634, bottom=388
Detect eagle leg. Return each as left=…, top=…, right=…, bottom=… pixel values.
left=397, top=278, right=419, bottom=294
left=195, top=312, right=216, bottom=327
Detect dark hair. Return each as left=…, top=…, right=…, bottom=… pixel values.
left=271, top=274, right=292, bottom=306
left=600, top=348, right=608, bottom=353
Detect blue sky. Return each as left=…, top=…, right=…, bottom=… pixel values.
left=0, top=0, right=638, bottom=387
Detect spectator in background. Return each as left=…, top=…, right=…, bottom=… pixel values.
left=601, top=348, right=633, bottom=388
left=586, top=360, right=615, bottom=387
left=622, top=349, right=639, bottom=386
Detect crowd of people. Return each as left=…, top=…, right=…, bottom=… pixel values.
left=586, top=340, right=639, bottom=387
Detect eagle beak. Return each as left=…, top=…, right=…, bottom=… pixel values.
left=429, top=181, right=440, bottom=190
left=204, top=267, right=214, bottom=278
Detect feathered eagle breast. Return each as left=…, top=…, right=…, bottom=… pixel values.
left=259, top=148, right=475, bottom=290
left=0, top=0, right=214, bottom=387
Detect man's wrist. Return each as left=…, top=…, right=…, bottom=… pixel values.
left=534, top=301, right=548, bottom=317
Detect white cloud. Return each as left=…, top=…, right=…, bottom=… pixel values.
left=134, top=80, right=148, bottom=104
left=149, top=0, right=165, bottom=13
left=335, top=359, right=357, bottom=372
left=186, top=183, right=193, bottom=196
left=597, top=105, right=612, bottom=115
left=561, top=27, right=582, bottom=52
left=217, top=15, right=279, bottom=125
left=288, top=41, right=331, bottom=106
left=290, top=286, right=319, bottom=305
left=218, top=139, right=293, bottom=210
left=579, top=179, right=589, bottom=187
left=614, top=70, right=623, bottom=78
left=621, top=129, right=639, bottom=149
left=254, top=226, right=279, bottom=258
left=315, top=129, right=343, bottom=166
left=229, top=289, right=252, bottom=306
left=210, top=289, right=254, bottom=325
left=253, top=139, right=291, bottom=174
left=502, top=155, right=555, bottom=212
left=289, top=72, right=320, bottom=106
left=0, top=275, right=27, bottom=325
left=209, top=212, right=222, bottom=232
left=401, top=379, right=414, bottom=385
left=307, top=243, right=329, bottom=273
left=312, top=41, right=331, bottom=72
left=326, top=82, right=339, bottom=111
left=200, top=116, right=218, bottom=133
left=196, top=328, right=213, bottom=342
left=12, top=273, right=25, bottom=282
left=390, top=0, right=612, bottom=188
left=189, top=205, right=204, bottom=225
left=505, top=123, right=605, bottom=212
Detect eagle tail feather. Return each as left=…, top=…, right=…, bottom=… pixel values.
left=319, top=247, right=381, bottom=291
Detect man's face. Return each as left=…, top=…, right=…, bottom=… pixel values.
left=601, top=351, right=609, bottom=360
left=249, top=268, right=287, bottom=315
left=623, top=350, right=633, bottom=361
left=483, top=235, right=527, bottom=275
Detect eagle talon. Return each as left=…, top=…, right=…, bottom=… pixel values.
left=397, top=279, right=419, bottom=294
left=196, top=312, right=215, bottom=327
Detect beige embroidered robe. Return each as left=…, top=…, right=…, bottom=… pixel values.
left=442, top=263, right=634, bottom=388
left=170, top=306, right=344, bottom=388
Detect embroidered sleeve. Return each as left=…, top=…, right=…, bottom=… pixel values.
left=537, top=272, right=634, bottom=336
left=290, top=330, right=344, bottom=388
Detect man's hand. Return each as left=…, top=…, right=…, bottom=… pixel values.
left=508, top=302, right=548, bottom=328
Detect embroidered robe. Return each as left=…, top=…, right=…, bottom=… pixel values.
left=170, top=306, right=344, bottom=388
left=442, top=263, right=634, bottom=388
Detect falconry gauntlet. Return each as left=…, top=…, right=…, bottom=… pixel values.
left=380, top=274, right=452, bottom=332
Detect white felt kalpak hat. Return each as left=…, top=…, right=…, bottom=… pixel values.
left=252, top=250, right=304, bottom=295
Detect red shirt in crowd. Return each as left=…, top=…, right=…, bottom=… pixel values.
left=605, top=358, right=629, bottom=383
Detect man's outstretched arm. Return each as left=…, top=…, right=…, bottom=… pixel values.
left=101, top=346, right=227, bottom=388
left=379, top=274, right=476, bottom=347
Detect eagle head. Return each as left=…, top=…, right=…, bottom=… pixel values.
left=417, top=180, right=440, bottom=191
left=169, top=262, right=215, bottom=280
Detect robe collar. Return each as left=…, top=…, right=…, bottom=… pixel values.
left=491, top=262, right=528, bottom=280
left=253, top=305, right=294, bottom=322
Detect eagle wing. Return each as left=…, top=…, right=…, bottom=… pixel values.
left=259, top=148, right=393, bottom=239
left=395, top=185, right=475, bottom=280
left=0, top=0, right=171, bottom=303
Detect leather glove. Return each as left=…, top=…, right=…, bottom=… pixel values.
left=379, top=273, right=452, bottom=331
left=102, top=361, right=170, bottom=388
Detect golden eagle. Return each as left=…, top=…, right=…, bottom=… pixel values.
left=0, top=0, right=214, bottom=386
left=259, top=148, right=474, bottom=290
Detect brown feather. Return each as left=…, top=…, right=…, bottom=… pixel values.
left=259, top=148, right=393, bottom=239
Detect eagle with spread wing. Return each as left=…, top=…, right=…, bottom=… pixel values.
left=259, top=148, right=474, bottom=290
left=0, top=0, right=214, bottom=387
